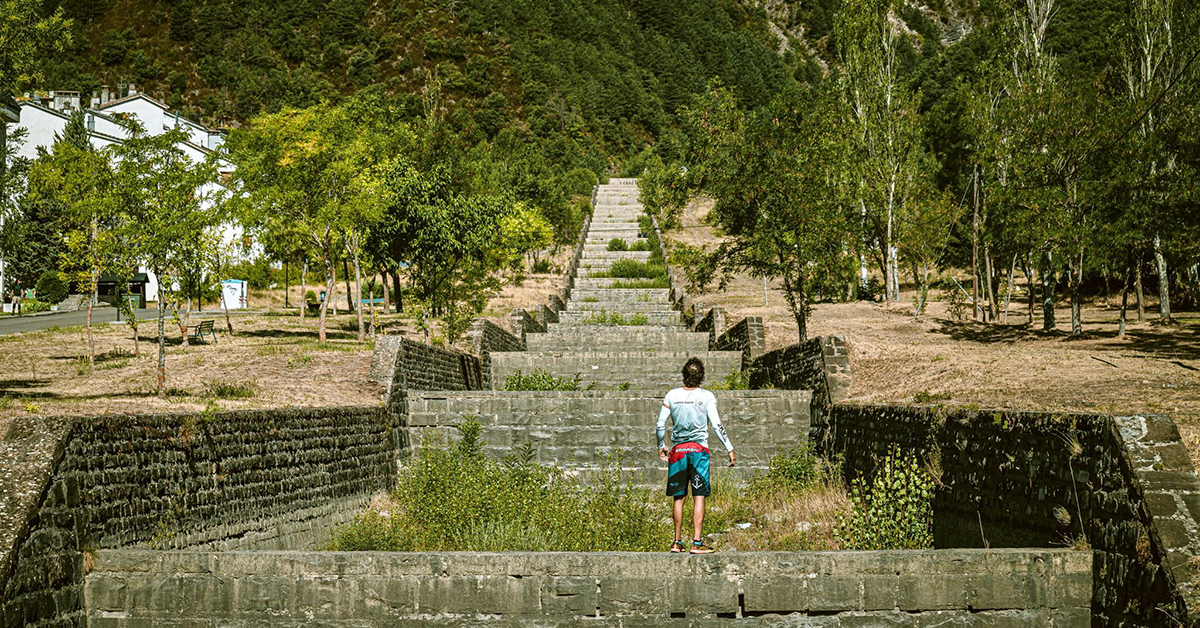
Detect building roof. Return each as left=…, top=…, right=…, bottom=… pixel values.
left=2, top=94, right=19, bottom=122
left=18, top=101, right=131, bottom=146
left=96, top=93, right=221, bottom=136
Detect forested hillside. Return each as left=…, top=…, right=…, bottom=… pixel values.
left=37, top=0, right=796, bottom=159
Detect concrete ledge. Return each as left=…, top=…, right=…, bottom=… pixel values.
left=83, top=549, right=1091, bottom=625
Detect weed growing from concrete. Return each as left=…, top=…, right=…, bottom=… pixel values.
left=836, top=445, right=934, bottom=550
left=504, top=369, right=583, bottom=391
left=607, top=238, right=629, bottom=251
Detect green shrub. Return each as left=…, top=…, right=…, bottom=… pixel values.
left=36, top=271, right=68, bottom=304
left=531, top=258, right=555, bottom=274
left=628, top=240, right=652, bottom=252
left=710, top=369, right=752, bottom=391
left=304, top=290, right=319, bottom=304
left=504, top=368, right=582, bottom=391
left=836, top=445, right=934, bottom=550
left=759, top=443, right=839, bottom=491
left=19, top=299, right=50, bottom=314
left=329, top=421, right=662, bottom=552
left=591, top=259, right=667, bottom=280
left=606, top=238, right=628, bottom=251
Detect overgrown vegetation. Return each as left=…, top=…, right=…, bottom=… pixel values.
left=503, top=369, right=582, bottom=391
left=836, top=445, right=935, bottom=550
left=329, top=421, right=662, bottom=552
left=580, top=310, right=650, bottom=326
left=590, top=260, right=669, bottom=281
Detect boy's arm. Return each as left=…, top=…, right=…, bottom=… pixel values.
left=707, top=395, right=736, bottom=466
left=656, top=400, right=671, bottom=461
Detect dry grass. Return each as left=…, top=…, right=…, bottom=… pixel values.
left=666, top=197, right=1200, bottom=468
left=0, top=258, right=571, bottom=440
left=710, top=482, right=851, bottom=551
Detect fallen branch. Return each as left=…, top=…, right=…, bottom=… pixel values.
left=1090, top=356, right=1119, bottom=368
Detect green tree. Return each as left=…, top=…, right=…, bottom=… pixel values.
left=673, top=85, right=856, bottom=341
left=0, top=0, right=71, bottom=96
left=835, top=0, right=930, bottom=304
left=112, top=126, right=219, bottom=395
left=28, top=111, right=120, bottom=366
left=226, top=103, right=376, bottom=342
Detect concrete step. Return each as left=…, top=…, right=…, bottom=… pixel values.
left=487, top=350, right=742, bottom=389
left=526, top=328, right=710, bottom=352
left=567, top=302, right=676, bottom=313
left=581, top=251, right=653, bottom=261
left=555, top=310, right=682, bottom=325
left=570, top=288, right=671, bottom=300
left=572, top=278, right=671, bottom=290
left=407, top=390, right=811, bottom=484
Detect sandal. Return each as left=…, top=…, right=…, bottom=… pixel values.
left=669, top=540, right=686, bottom=553
left=690, top=540, right=715, bottom=554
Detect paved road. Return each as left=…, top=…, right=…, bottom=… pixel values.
left=0, top=308, right=256, bottom=335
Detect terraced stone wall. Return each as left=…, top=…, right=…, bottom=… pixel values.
left=0, top=407, right=393, bottom=628
left=712, top=316, right=766, bottom=369
left=748, top=336, right=850, bottom=428
left=468, top=319, right=524, bottom=389
left=83, top=548, right=1093, bottom=626
left=822, top=403, right=1200, bottom=628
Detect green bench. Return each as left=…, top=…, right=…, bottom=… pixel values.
left=187, top=319, right=217, bottom=344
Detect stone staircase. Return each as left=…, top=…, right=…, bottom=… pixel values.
left=408, top=178, right=815, bottom=489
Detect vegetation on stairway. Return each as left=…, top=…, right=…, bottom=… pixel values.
left=330, top=423, right=892, bottom=552
left=502, top=368, right=582, bottom=392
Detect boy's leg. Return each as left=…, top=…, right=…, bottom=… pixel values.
left=673, top=497, right=685, bottom=542
left=692, top=495, right=705, bottom=541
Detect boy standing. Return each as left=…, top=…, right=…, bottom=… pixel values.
left=656, top=357, right=736, bottom=554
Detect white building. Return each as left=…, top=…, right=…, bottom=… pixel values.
left=5, top=86, right=243, bottom=305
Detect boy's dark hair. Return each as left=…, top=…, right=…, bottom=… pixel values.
left=682, top=357, right=705, bottom=388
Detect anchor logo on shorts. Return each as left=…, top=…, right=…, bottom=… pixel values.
left=691, top=474, right=704, bottom=490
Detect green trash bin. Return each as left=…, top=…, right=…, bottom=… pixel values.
left=123, top=294, right=140, bottom=310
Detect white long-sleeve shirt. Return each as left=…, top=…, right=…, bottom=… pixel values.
left=656, top=387, right=734, bottom=452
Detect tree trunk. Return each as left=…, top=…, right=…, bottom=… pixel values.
left=783, top=275, right=807, bottom=341
left=343, top=258, right=354, bottom=315
left=318, top=256, right=335, bottom=343
left=1154, top=233, right=1171, bottom=323
left=1023, top=255, right=1034, bottom=326
left=348, top=240, right=365, bottom=342
left=1041, top=250, right=1056, bottom=331
left=369, top=274, right=377, bottom=339
left=179, top=295, right=190, bottom=347
left=1003, top=255, right=1017, bottom=324
left=284, top=260, right=290, bottom=308
left=221, top=280, right=234, bottom=336
left=381, top=268, right=391, bottom=313
left=156, top=281, right=166, bottom=396
left=1069, top=259, right=1083, bottom=338
left=886, top=182, right=898, bottom=303
left=972, top=167, right=980, bottom=320
left=393, top=270, right=403, bottom=313
left=85, top=297, right=95, bottom=368
left=1135, top=261, right=1145, bottom=322
left=300, top=262, right=308, bottom=319
left=1119, top=260, right=1131, bottom=338
left=985, top=245, right=998, bottom=322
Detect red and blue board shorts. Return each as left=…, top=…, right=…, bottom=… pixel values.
left=667, top=442, right=710, bottom=497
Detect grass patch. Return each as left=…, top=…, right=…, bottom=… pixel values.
left=202, top=379, right=257, bottom=399
left=329, top=422, right=662, bottom=552
left=504, top=368, right=582, bottom=391
left=581, top=296, right=600, bottom=303
left=709, top=369, right=752, bottom=390
left=606, top=238, right=628, bottom=251
left=581, top=310, right=650, bottom=326
left=590, top=259, right=667, bottom=280
left=331, top=432, right=855, bottom=553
